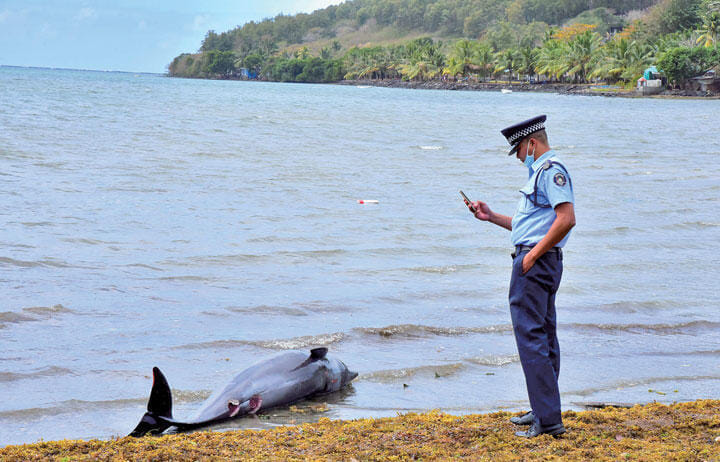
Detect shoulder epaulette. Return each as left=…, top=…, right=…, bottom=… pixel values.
left=528, top=159, right=571, bottom=208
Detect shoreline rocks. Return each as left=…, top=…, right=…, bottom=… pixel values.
left=337, top=78, right=720, bottom=98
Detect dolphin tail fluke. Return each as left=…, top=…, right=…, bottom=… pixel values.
left=129, top=367, right=175, bottom=437
left=148, top=367, right=173, bottom=418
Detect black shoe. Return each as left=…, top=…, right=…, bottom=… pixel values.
left=509, top=411, right=534, bottom=426
left=515, top=420, right=566, bottom=438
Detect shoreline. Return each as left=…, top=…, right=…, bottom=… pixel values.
left=337, top=79, right=720, bottom=99
left=163, top=72, right=720, bottom=98
left=2, top=399, right=718, bottom=460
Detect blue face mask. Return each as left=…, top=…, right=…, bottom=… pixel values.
left=524, top=142, right=536, bottom=169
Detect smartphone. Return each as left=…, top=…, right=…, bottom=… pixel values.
left=459, top=190, right=476, bottom=212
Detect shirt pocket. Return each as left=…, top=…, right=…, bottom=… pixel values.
left=519, top=180, right=552, bottom=211
left=517, top=184, right=536, bottom=214
left=513, top=194, right=531, bottom=214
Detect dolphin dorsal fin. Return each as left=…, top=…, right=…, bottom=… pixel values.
left=310, top=347, right=328, bottom=360
left=148, top=367, right=173, bottom=418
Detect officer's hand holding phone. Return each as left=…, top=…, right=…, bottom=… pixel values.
left=460, top=191, right=493, bottom=221
left=460, top=190, right=475, bottom=212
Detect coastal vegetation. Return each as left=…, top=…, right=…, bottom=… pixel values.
left=2, top=400, right=718, bottom=460
left=168, top=0, right=720, bottom=91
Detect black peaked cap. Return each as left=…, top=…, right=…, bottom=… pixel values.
left=501, top=115, right=547, bottom=155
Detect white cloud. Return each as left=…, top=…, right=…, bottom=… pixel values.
left=74, top=7, right=97, bottom=22
left=0, top=7, right=31, bottom=23
left=300, top=0, right=344, bottom=13
left=39, top=22, right=57, bottom=39
left=192, top=14, right=210, bottom=32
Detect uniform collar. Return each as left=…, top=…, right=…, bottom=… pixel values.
left=528, top=150, right=556, bottom=173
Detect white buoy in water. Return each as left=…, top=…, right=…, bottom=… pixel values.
left=357, top=199, right=379, bottom=204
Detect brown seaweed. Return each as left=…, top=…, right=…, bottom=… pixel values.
left=1, top=400, right=719, bottom=461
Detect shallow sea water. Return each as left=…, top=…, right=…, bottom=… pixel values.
left=0, top=66, right=719, bottom=445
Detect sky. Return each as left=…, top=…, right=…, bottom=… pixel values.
left=0, top=0, right=344, bottom=73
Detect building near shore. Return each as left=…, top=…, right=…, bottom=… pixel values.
left=690, top=69, right=720, bottom=94
left=637, top=66, right=665, bottom=95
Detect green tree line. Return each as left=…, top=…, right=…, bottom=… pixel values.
left=168, top=0, right=720, bottom=88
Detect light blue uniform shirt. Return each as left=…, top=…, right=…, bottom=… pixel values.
left=510, top=150, right=574, bottom=247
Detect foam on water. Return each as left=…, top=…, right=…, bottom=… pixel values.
left=360, top=362, right=467, bottom=383
left=172, top=332, right=346, bottom=351
left=354, top=324, right=513, bottom=338
left=417, top=145, right=444, bottom=150
left=0, top=367, right=75, bottom=383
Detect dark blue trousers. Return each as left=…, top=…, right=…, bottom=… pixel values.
left=509, top=249, right=563, bottom=426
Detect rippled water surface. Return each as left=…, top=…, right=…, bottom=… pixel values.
left=1, top=66, right=719, bottom=445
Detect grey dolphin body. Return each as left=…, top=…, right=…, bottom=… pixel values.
left=130, top=347, right=357, bottom=437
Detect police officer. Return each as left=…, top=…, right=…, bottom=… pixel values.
left=465, top=115, right=575, bottom=438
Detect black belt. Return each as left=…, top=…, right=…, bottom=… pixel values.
left=513, top=245, right=562, bottom=257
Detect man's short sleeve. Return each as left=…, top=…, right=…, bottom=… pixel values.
left=543, top=165, right=574, bottom=209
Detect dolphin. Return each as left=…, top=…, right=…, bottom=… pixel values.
left=129, top=347, right=358, bottom=437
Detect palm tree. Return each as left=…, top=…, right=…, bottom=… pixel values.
left=623, top=42, right=655, bottom=82
left=346, top=47, right=393, bottom=80
left=536, top=40, right=570, bottom=82
left=590, top=38, right=629, bottom=82
left=475, top=44, right=495, bottom=81
left=443, top=56, right=465, bottom=79
left=494, top=49, right=519, bottom=83
left=399, top=61, right=440, bottom=81
left=447, top=39, right=479, bottom=77
left=295, top=46, right=310, bottom=59
left=517, top=46, right=538, bottom=81
left=566, top=31, right=602, bottom=83
left=696, top=11, right=720, bottom=48
left=590, top=38, right=655, bottom=83
left=399, top=38, right=444, bottom=81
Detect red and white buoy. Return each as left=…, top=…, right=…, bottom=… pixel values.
left=357, top=199, right=379, bottom=204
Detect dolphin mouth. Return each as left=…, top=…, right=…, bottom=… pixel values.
left=228, top=400, right=241, bottom=417
left=227, top=394, right=262, bottom=417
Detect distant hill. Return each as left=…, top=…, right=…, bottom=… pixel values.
left=167, top=0, right=719, bottom=92
left=191, top=0, right=658, bottom=58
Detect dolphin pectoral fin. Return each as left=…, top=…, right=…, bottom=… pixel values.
left=248, top=394, right=263, bottom=414
left=310, top=347, right=328, bottom=360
